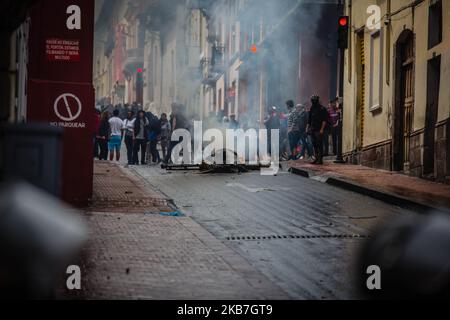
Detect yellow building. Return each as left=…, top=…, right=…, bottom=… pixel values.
left=343, top=0, right=450, bottom=183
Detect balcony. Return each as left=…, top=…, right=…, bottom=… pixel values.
left=123, top=48, right=144, bottom=75
left=211, top=45, right=225, bottom=73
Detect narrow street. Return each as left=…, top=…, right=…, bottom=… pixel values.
left=2, top=0, right=450, bottom=306
left=123, top=163, right=414, bottom=299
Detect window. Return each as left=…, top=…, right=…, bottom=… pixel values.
left=428, top=0, right=442, bottom=49
left=369, top=30, right=383, bottom=112
left=230, top=24, right=236, bottom=54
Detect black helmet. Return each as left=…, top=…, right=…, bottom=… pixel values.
left=311, top=95, right=320, bottom=103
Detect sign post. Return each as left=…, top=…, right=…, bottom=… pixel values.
left=27, top=0, right=95, bottom=206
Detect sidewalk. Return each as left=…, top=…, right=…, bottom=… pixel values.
left=288, top=159, right=450, bottom=214
left=73, top=161, right=287, bottom=300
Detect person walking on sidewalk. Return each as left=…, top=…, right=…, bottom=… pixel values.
left=108, top=109, right=124, bottom=162
left=133, top=110, right=150, bottom=165
left=307, top=95, right=328, bottom=165
left=97, top=111, right=110, bottom=161
left=123, top=110, right=135, bottom=165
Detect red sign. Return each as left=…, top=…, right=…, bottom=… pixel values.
left=28, top=0, right=94, bottom=83
left=27, top=0, right=95, bottom=206
left=46, top=38, right=80, bottom=62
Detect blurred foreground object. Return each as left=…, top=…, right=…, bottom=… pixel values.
left=0, top=181, right=87, bottom=299
left=359, top=212, right=450, bottom=299
left=0, top=124, right=62, bottom=197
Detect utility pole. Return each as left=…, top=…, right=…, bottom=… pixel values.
left=335, top=0, right=347, bottom=164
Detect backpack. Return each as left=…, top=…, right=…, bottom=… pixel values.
left=295, top=111, right=308, bottom=133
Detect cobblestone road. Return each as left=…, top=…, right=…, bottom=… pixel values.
left=129, top=164, right=416, bottom=299
left=72, top=161, right=287, bottom=300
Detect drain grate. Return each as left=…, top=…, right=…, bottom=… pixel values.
left=225, top=234, right=369, bottom=241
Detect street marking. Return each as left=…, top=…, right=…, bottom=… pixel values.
left=226, top=183, right=290, bottom=193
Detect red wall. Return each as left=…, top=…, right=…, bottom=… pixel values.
left=27, top=0, right=95, bottom=206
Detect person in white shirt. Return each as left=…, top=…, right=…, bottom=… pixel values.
left=108, top=109, right=124, bottom=162
left=123, top=110, right=136, bottom=165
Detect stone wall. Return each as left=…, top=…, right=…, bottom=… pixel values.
left=344, top=119, right=449, bottom=185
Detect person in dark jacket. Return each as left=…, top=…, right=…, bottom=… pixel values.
left=159, top=113, right=171, bottom=160
left=264, top=106, right=280, bottom=155
left=146, top=111, right=162, bottom=164
left=163, top=103, right=188, bottom=164
left=97, top=111, right=110, bottom=160
left=307, top=95, right=329, bottom=165
left=296, top=104, right=313, bottom=159
left=132, top=110, right=149, bottom=165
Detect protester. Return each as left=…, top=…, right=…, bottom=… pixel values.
left=159, top=113, right=171, bottom=160
left=117, top=103, right=127, bottom=120
left=147, top=111, right=162, bottom=164
left=133, top=110, right=149, bottom=165
left=163, top=103, right=189, bottom=164
left=264, top=106, right=280, bottom=155
left=123, top=110, right=135, bottom=165
left=222, top=116, right=229, bottom=125
left=307, top=95, right=329, bottom=165
left=280, top=102, right=291, bottom=160
left=108, top=109, right=124, bottom=162
left=287, top=101, right=301, bottom=159
left=97, top=111, right=110, bottom=161
left=322, top=101, right=333, bottom=157
left=328, top=98, right=340, bottom=156
left=296, top=104, right=312, bottom=160
left=229, top=114, right=240, bottom=130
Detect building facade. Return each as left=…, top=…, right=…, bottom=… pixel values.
left=196, top=0, right=339, bottom=128
left=342, top=0, right=450, bottom=183
left=94, top=0, right=339, bottom=127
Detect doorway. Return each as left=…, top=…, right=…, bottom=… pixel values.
left=423, top=56, right=441, bottom=176
left=393, top=30, right=414, bottom=172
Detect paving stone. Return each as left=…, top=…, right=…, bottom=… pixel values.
left=65, top=161, right=287, bottom=300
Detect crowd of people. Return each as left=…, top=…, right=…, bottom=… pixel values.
left=93, top=95, right=341, bottom=167
left=93, top=102, right=188, bottom=166
left=264, top=95, right=341, bottom=165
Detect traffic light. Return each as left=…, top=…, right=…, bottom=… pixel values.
left=338, top=16, right=349, bottom=49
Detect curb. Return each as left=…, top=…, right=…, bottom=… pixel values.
left=288, top=166, right=313, bottom=178
left=289, top=166, right=450, bottom=215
